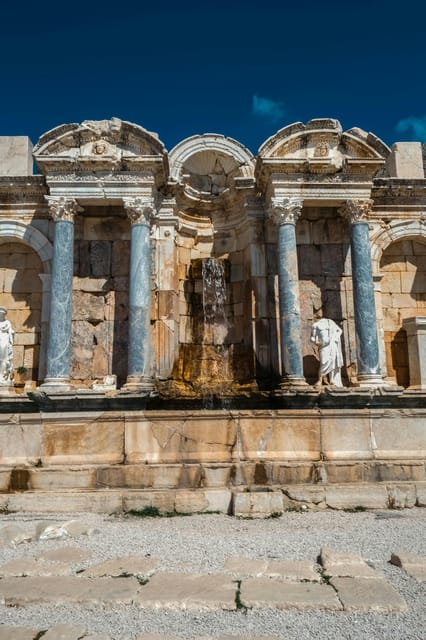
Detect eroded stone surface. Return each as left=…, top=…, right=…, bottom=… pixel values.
left=0, top=524, right=33, bottom=546
left=331, top=577, right=407, bottom=612
left=42, top=624, right=88, bottom=639
left=37, top=546, right=92, bottom=563
left=137, top=573, right=237, bottom=610
left=240, top=577, right=342, bottom=610
left=0, top=557, right=71, bottom=577
left=225, top=557, right=320, bottom=581
left=83, top=556, right=159, bottom=578
left=0, top=576, right=141, bottom=606
left=0, top=627, right=41, bottom=640
left=320, top=546, right=381, bottom=578
left=391, top=551, right=426, bottom=581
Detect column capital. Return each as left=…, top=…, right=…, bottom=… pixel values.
left=123, top=197, right=156, bottom=226
left=268, top=197, right=303, bottom=225
left=339, top=199, right=373, bottom=223
left=45, top=196, right=82, bottom=222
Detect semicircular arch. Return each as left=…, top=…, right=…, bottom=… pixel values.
left=0, top=220, right=52, bottom=273
left=371, top=220, right=426, bottom=271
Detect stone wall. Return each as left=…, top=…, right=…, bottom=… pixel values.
left=0, top=241, right=42, bottom=381
left=71, top=210, right=130, bottom=386
left=380, top=239, right=426, bottom=386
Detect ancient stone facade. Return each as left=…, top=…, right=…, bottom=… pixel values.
left=0, top=118, right=425, bottom=512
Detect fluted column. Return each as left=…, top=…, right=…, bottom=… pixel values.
left=41, top=197, right=81, bottom=390
left=268, top=197, right=307, bottom=388
left=123, top=197, right=155, bottom=392
left=340, top=199, right=383, bottom=386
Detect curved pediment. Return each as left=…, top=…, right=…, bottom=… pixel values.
left=33, top=118, right=168, bottom=182
left=257, top=119, right=390, bottom=178
left=169, top=134, right=254, bottom=205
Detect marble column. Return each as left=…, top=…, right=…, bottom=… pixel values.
left=268, top=197, right=307, bottom=388
left=340, top=199, right=383, bottom=386
left=41, top=197, right=81, bottom=390
left=123, top=197, right=155, bottom=392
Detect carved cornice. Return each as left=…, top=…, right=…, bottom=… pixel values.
left=123, top=197, right=156, bottom=225
left=339, top=199, right=373, bottom=223
left=268, top=197, right=303, bottom=225
left=45, top=196, right=82, bottom=222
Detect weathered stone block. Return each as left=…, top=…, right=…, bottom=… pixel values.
left=0, top=416, right=41, bottom=465
left=136, top=573, right=237, bottom=610
left=240, top=577, right=341, bottom=610
left=325, top=485, right=388, bottom=510
left=0, top=136, right=33, bottom=176
left=233, top=491, right=283, bottom=518
left=320, top=413, right=372, bottom=459
left=372, top=411, right=426, bottom=458
left=42, top=414, right=124, bottom=465
left=7, top=491, right=123, bottom=514
left=331, top=577, right=407, bottom=612
left=28, top=467, right=97, bottom=490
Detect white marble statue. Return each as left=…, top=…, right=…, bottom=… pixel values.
left=0, top=307, right=14, bottom=384
left=311, top=317, right=343, bottom=388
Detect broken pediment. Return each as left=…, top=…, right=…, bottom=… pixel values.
left=33, top=118, right=168, bottom=182
left=257, top=119, right=390, bottom=179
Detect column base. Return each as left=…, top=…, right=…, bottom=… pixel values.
left=278, top=376, right=311, bottom=392
left=121, top=376, right=155, bottom=395
left=0, top=382, right=16, bottom=397
left=39, top=378, right=74, bottom=393
left=356, top=373, right=386, bottom=388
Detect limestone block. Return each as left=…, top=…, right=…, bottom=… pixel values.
left=238, top=414, right=320, bottom=461
left=73, top=277, right=109, bottom=292
left=269, top=463, right=313, bottom=485
left=0, top=415, right=41, bottom=465
left=0, top=576, right=140, bottom=606
left=136, top=573, right=237, bottom=610
left=233, top=491, right=283, bottom=518
left=151, top=465, right=185, bottom=489
left=0, top=557, right=71, bottom=577
left=0, top=524, right=33, bottom=546
left=174, top=489, right=209, bottom=513
left=390, top=551, right=426, bottom=581
left=284, top=486, right=325, bottom=505
left=28, top=467, right=97, bottom=490
left=372, top=411, right=426, bottom=458
left=202, top=464, right=232, bottom=487
left=111, top=240, right=130, bottom=276
left=73, top=292, right=105, bottom=321
left=202, top=489, right=232, bottom=513
left=320, top=413, right=372, bottom=459
left=42, top=625, right=89, bottom=640
left=416, top=482, right=426, bottom=506
left=387, top=483, right=416, bottom=508
left=381, top=272, right=402, bottom=293
left=96, top=465, right=153, bottom=488
left=125, top=414, right=236, bottom=464
left=320, top=546, right=380, bottom=578
left=123, top=490, right=176, bottom=514
left=331, top=577, right=407, bottom=612
left=42, top=414, right=124, bottom=464
left=82, top=556, right=159, bottom=578
left=7, top=491, right=123, bottom=514
left=387, top=142, right=424, bottom=178
left=240, top=578, right=341, bottom=610
left=325, top=485, right=388, bottom=510
left=0, top=627, right=41, bottom=640
left=0, top=136, right=33, bottom=176
left=0, top=469, right=11, bottom=490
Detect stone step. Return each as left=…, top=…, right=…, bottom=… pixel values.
left=1, top=459, right=425, bottom=492
left=0, top=481, right=425, bottom=515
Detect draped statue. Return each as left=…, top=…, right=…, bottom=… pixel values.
left=311, top=317, right=343, bottom=388
left=0, top=308, right=15, bottom=384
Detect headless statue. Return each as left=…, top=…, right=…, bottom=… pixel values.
left=311, top=317, right=343, bottom=388
left=0, top=307, right=14, bottom=384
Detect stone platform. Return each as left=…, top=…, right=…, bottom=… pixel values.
left=0, top=392, right=425, bottom=513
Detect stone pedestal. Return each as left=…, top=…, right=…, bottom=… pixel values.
left=402, top=317, right=426, bottom=390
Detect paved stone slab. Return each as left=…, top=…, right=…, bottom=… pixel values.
left=82, top=555, right=159, bottom=578
left=42, top=624, right=88, bottom=639
left=0, top=524, right=32, bottom=546
left=225, top=557, right=320, bottom=581
left=0, top=576, right=141, bottom=606
left=37, top=546, right=92, bottom=563
left=320, top=546, right=380, bottom=578
left=0, top=557, right=71, bottom=577
left=331, top=577, right=407, bottom=612
left=390, top=551, right=426, bottom=581
left=0, top=627, right=41, bottom=640
left=137, top=573, right=237, bottom=610
left=240, top=577, right=342, bottom=610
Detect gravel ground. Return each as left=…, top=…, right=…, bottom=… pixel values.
left=0, top=508, right=425, bottom=639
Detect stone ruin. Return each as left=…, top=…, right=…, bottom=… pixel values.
left=0, top=118, right=425, bottom=514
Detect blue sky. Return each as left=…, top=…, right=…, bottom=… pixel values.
left=1, top=0, right=425, bottom=154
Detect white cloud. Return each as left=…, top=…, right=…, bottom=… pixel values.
left=252, top=94, right=285, bottom=123
left=395, top=115, right=426, bottom=142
